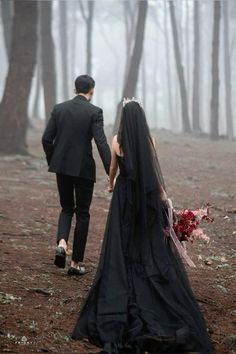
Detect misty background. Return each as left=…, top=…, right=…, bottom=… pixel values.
left=0, top=0, right=235, bottom=155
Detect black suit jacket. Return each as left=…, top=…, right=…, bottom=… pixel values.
left=42, top=95, right=111, bottom=181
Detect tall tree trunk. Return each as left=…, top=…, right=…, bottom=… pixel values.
left=141, top=51, right=146, bottom=111
left=164, top=1, right=174, bottom=130
left=123, top=1, right=137, bottom=82
left=192, top=1, right=201, bottom=132
left=40, top=1, right=56, bottom=123
left=86, top=1, right=94, bottom=75
left=113, top=0, right=148, bottom=133
left=153, top=38, right=158, bottom=127
left=32, top=10, right=41, bottom=120
left=79, top=0, right=95, bottom=76
left=32, top=48, right=41, bottom=119
left=223, top=1, right=233, bottom=138
left=0, top=0, right=13, bottom=59
left=59, top=1, right=69, bottom=100
left=210, top=1, right=221, bottom=140
left=0, top=1, right=37, bottom=154
left=169, top=1, right=191, bottom=133
left=185, top=1, right=190, bottom=93
left=70, top=2, right=77, bottom=81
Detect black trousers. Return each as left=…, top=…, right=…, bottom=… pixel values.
left=56, top=174, right=94, bottom=263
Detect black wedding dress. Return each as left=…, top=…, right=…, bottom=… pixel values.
left=72, top=102, right=212, bottom=354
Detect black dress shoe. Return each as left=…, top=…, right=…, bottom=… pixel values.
left=54, top=246, right=66, bottom=269
left=67, top=266, right=86, bottom=276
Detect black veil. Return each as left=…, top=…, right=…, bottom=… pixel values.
left=117, top=101, right=168, bottom=267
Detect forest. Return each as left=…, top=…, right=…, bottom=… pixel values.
left=0, top=1, right=235, bottom=354
left=0, top=0, right=236, bottom=151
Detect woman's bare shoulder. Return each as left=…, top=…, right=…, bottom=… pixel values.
left=112, top=135, right=123, bottom=156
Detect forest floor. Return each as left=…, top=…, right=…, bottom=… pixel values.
left=0, top=122, right=236, bottom=354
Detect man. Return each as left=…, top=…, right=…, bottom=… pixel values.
left=42, top=75, right=111, bottom=275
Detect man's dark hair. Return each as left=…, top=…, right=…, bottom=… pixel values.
left=75, top=75, right=95, bottom=94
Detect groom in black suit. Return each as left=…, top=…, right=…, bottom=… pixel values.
left=42, top=75, right=111, bottom=275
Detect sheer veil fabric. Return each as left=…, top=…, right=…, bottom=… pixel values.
left=72, top=102, right=213, bottom=353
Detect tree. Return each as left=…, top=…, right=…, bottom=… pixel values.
left=40, top=1, right=56, bottom=123
left=223, top=1, right=233, bottom=138
left=0, top=0, right=13, bottom=59
left=185, top=1, right=190, bottom=92
left=169, top=1, right=191, bottom=133
left=79, top=0, right=95, bottom=75
left=0, top=1, right=38, bottom=154
left=192, top=0, right=201, bottom=132
left=210, top=1, right=221, bottom=140
left=123, top=1, right=137, bottom=81
left=32, top=16, right=42, bottom=121
left=59, top=1, right=70, bottom=100
left=164, top=1, right=174, bottom=130
left=141, top=50, right=146, bottom=111
left=113, top=0, right=148, bottom=132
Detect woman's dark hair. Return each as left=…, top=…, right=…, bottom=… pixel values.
left=117, top=101, right=166, bottom=201
left=117, top=102, right=151, bottom=152
left=75, top=75, right=95, bottom=94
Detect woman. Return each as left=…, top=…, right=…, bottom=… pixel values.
left=72, top=100, right=212, bottom=353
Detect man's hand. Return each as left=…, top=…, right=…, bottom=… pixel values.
left=107, top=184, right=113, bottom=193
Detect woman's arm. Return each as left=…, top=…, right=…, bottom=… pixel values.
left=108, top=136, right=118, bottom=192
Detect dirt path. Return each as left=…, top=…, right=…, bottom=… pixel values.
left=0, top=125, right=235, bottom=353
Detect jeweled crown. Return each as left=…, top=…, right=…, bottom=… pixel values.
left=122, top=97, right=143, bottom=108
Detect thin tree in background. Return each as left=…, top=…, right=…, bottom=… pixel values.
left=40, top=1, right=56, bottom=123
left=123, top=1, right=137, bottom=81
left=169, top=1, right=191, bottom=133
left=113, top=0, right=148, bottom=133
left=59, top=1, right=69, bottom=100
left=223, top=1, right=233, bottom=138
left=151, top=2, right=162, bottom=127
left=79, top=0, right=95, bottom=76
left=32, top=14, right=41, bottom=120
left=210, top=1, right=221, bottom=140
left=0, top=1, right=38, bottom=154
left=164, top=0, right=174, bottom=129
left=185, top=1, right=190, bottom=93
left=153, top=36, right=158, bottom=127
left=0, top=0, right=13, bottom=59
left=70, top=2, right=78, bottom=82
left=141, top=49, right=146, bottom=111
left=32, top=59, right=41, bottom=119
left=192, top=0, right=201, bottom=132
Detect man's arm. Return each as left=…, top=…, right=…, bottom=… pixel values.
left=92, top=109, right=111, bottom=175
left=42, top=108, right=57, bottom=165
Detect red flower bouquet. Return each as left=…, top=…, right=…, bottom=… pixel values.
left=173, top=206, right=213, bottom=243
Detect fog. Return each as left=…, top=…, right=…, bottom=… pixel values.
left=0, top=0, right=236, bottom=153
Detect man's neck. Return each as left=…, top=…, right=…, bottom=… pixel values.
left=77, top=93, right=89, bottom=101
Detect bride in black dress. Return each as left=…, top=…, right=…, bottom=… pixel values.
left=72, top=100, right=212, bottom=353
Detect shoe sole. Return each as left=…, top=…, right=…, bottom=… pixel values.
left=67, top=267, right=87, bottom=276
